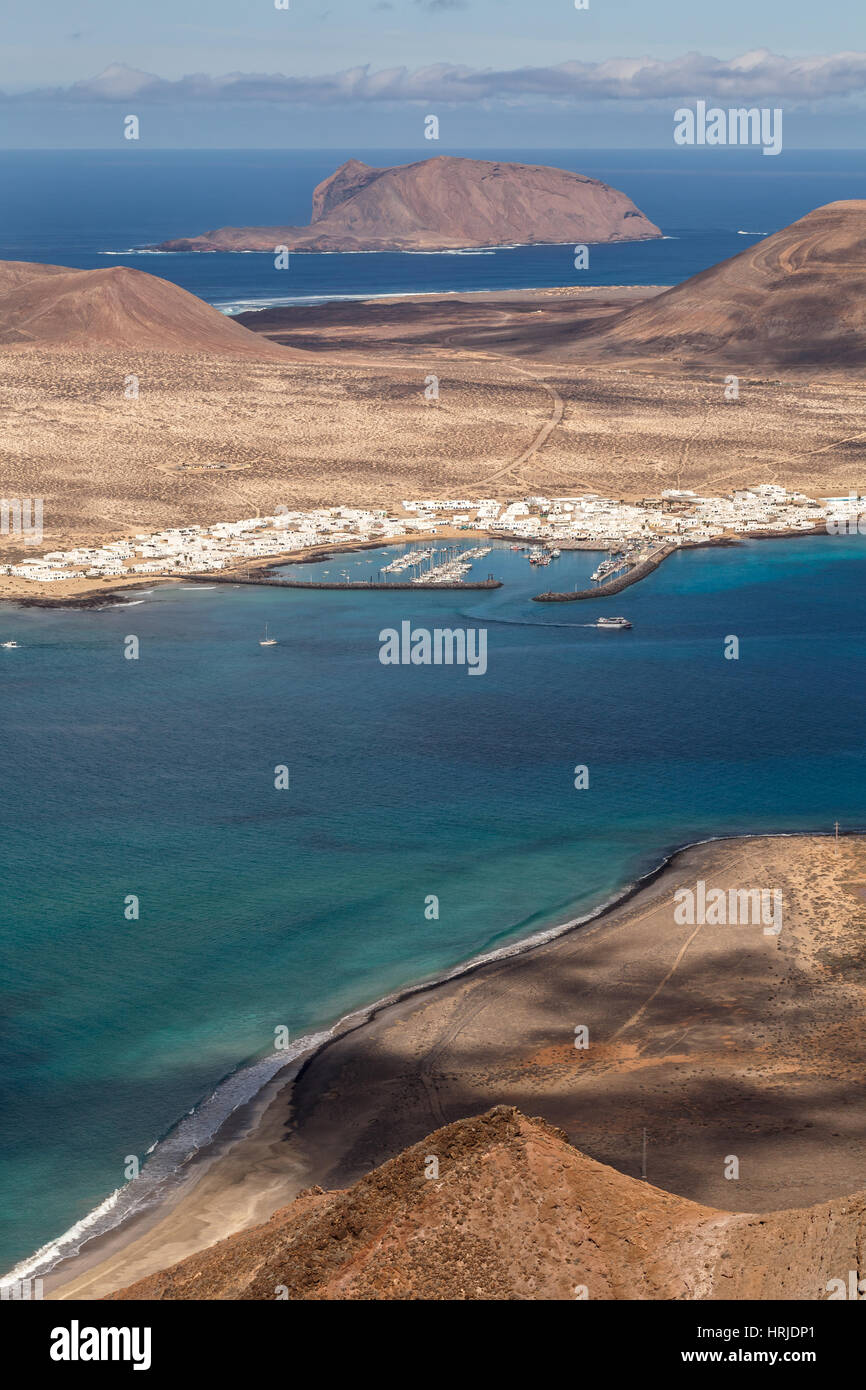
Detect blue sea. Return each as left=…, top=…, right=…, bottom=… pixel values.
left=3, top=149, right=866, bottom=1278
left=2, top=148, right=866, bottom=310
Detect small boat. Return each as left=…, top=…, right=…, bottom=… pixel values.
left=595, top=616, right=632, bottom=630
left=1, top=640, right=19, bottom=648
left=259, top=624, right=277, bottom=647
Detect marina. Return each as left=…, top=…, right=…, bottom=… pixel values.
left=534, top=543, right=678, bottom=602
left=411, top=544, right=493, bottom=583
left=185, top=572, right=503, bottom=592
left=0, top=487, right=829, bottom=598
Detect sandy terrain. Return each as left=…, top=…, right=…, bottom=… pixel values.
left=5, top=202, right=866, bottom=602
left=240, top=288, right=866, bottom=503
left=0, top=344, right=545, bottom=566
left=49, top=833, right=866, bottom=1299
left=237, top=285, right=667, bottom=358
left=2, top=313, right=865, bottom=603
left=4, top=212, right=866, bottom=603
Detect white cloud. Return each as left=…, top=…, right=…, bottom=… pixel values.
left=9, top=51, right=866, bottom=107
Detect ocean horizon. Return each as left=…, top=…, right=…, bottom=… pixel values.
left=3, top=147, right=866, bottom=309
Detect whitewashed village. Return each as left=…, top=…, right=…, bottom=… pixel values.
left=0, top=484, right=844, bottom=585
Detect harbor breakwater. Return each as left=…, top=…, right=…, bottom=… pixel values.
left=187, top=574, right=503, bottom=591
left=532, top=545, right=677, bottom=602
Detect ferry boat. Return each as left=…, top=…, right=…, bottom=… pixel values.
left=595, top=616, right=632, bottom=629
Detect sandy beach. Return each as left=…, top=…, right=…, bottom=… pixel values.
left=47, top=831, right=866, bottom=1299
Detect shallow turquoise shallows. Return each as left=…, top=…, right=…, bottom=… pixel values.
left=2, top=534, right=866, bottom=1273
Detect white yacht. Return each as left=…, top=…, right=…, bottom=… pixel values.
left=259, top=624, right=277, bottom=647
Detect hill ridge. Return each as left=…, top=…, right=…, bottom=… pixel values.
left=0, top=259, right=291, bottom=356
left=584, top=199, right=866, bottom=365
left=107, top=1106, right=866, bottom=1301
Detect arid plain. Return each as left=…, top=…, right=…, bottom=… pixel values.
left=1, top=291, right=865, bottom=577
left=3, top=202, right=866, bottom=591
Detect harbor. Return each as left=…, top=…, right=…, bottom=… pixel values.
left=185, top=573, right=502, bottom=591
left=533, top=543, right=677, bottom=602
left=381, top=543, right=494, bottom=583
left=0, top=485, right=828, bottom=597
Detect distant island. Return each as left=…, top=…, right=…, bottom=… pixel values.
left=150, top=155, right=662, bottom=253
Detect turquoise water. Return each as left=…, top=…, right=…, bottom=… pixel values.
left=2, top=533, right=866, bottom=1274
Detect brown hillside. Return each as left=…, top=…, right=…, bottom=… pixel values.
left=0, top=260, right=290, bottom=357
left=108, top=1107, right=866, bottom=1301
left=587, top=200, right=866, bottom=366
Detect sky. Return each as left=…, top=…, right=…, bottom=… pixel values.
left=3, top=0, right=866, bottom=147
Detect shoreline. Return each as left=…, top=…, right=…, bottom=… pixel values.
left=224, top=282, right=668, bottom=315
left=26, top=824, right=857, bottom=1299
left=150, top=235, right=666, bottom=256
left=0, top=530, right=484, bottom=608
left=0, top=525, right=830, bottom=610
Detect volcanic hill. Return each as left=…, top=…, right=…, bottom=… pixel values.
left=584, top=200, right=866, bottom=366
left=108, top=1107, right=866, bottom=1301
left=0, top=260, right=288, bottom=357
left=152, top=155, right=662, bottom=253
